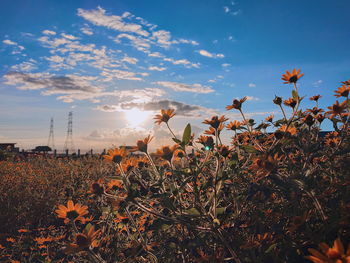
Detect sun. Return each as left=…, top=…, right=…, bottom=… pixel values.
left=123, top=108, right=152, bottom=127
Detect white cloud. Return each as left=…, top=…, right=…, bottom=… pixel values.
left=199, top=49, right=225, bottom=59
left=121, top=55, right=138, bottom=64
left=313, top=80, right=323, bottom=87
left=81, top=27, right=93, bottom=35
left=246, top=96, right=259, bottom=101
left=248, top=83, right=256, bottom=88
left=222, top=63, right=231, bottom=67
left=223, top=6, right=230, bottom=13
left=11, top=61, right=37, bottom=72
left=148, top=66, right=166, bottom=71
left=163, top=57, right=200, bottom=68
left=154, top=81, right=214, bottom=93
left=3, top=39, right=17, bottom=45
left=61, top=33, right=78, bottom=40
left=42, top=30, right=56, bottom=35
left=77, top=7, right=150, bottom=37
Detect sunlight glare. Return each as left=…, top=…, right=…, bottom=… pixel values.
left=123, top=108, right=152, bottom=127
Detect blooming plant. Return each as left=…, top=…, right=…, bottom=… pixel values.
left=1, top=70, right=349, bottom=263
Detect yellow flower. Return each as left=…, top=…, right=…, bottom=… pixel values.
left=154, top=109, right=175, bottom=125
left=130, top=135, right=153, bottom=153
left=281, top=68, right=304, bottom=84
left=55, top=200, right=88, bottom=224
left=305, top=238, right=350, bottom=263
left=64, top=226, right=100, bottom=255
left=155, top=145, right=178, bottom=162
left=226, top=97, right=247, bottom=110
left=203, top=115, right=228, bottom=129
left=103, top=147, right=127, bottom=164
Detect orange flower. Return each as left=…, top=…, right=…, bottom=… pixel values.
left=217, top=145, right=232, bottom=157
left=226, top=120, right=243, bottom=130
left=303, top=114, right=315, bottom=127
left=310, top=95, right=322, bottom=101
left=326, top=100, right=348, bottom=119
left=265, top=115, right=274, bottom=123
left=55, top=200, right=88, bottom=224
left=34, top=236, right=53, bottom=245
left=305, top=238, right=350, bottom=263
left=103, top=147, right=127, bottom=164
left=284, top=98, right=298, bottom=108
left=203, top=115, right=228, bottom=129
left=281, top=69, right=304, bottom=84
left=226, top=97, right=247, bottom=110
left=196, top=135, right=215, bottom=150
left=154, top=109, right=175, bottom=125
left=17, top=229, right=29, bottom=233
left=120, top=158, right=138, bottom=172
left=341, top=79, right=350, bottom=86
left=89, top=180, right=104, bottom=196
left=204, top=123, right=224, bottom=136
left=136, top=156, right=149, bottom=168
left=6, top=237, right=15, bottom=243
left=64, top=226, right=100, bottom=255
left=130, top=135, right=153, bottom=153
left=334, top=85, right=350, bottom=98
left=155, top=145, right=178, bottom=162
left=107, top=179, right=123, bottom=191
left=276, top=125, right=297, bottom=137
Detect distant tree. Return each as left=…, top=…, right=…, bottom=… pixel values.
left=33, top=146, right=52, bottom=152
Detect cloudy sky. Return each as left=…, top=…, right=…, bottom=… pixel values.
left=1, top=0, right=349, bottom=151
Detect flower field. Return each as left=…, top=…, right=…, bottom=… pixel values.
left=1, top=70, right=349, bottom=263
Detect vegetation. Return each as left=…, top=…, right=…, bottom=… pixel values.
left=1, top=70, right=349, bottom=263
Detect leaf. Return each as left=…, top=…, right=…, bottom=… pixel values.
left=292, top=90, right=299, bottom=99
left=185, top=207, right=201, bottom=216
left=182, top=123, right=192, bottom=145
left=216, top=207, right=226, bottom=215
left=265, top=243, right=277, bottom=253
left=172, top=138, right=182, bottom=144
left=241, top=145, right=258, bottom=153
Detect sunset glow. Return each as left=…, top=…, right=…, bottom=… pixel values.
left=123, top=108, right=152, bottom=127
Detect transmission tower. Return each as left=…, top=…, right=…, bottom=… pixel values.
left=47, top=117, right=55, bottom=150
left=64, top=111, right=75, bottom=153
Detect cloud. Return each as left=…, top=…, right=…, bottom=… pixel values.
left=2, top=39, right=24, bottom=51
left=121, top=55, right=138, bottom=64
left=97, top=99, right=217, bottom=118
left=42, top=30, right=56, bottom=35
left=4, top=72, right=101, bottom=102
left=78, top=7, right=150, bottom=37
left=11, top=60, right=37, bottom=72
left=3, top=39, right=17, bottom=45
left=148, top=66, right=166, bottom=71
left=154, top=81, right=214, bottom=93
left=246, top=96, right=259, bottom=101
left=248, top=83, right=256, bottom=88
left=223, top=6, right=230, bottom=13
left=222, top=63, right=231, bottom=67
left=313, top=80, right=323, bottom=87
left=81, top=27, right=93, bottom=35
left=163, top=57, right=200, bottom=68
left=61, top=33, right=78, bottom=40
left=198, top=49, right=224, bottom=59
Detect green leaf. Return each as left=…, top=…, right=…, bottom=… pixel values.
left=182, top=123, right=192, bottom=145
left=265, top=243, right=277, bottom=253
left=216, top=207, right=226, bottom=215
left=241, top=145, right=258, bottom=153
left=172, top=138, right=182, bottom=144
left=185, top=207, right=201, bottom=216
left=292, top=90, right=299, bottom=99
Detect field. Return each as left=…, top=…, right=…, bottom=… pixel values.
left=1, top=72, right=350, bottom=263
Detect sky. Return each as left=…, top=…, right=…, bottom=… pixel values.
left=0, top=0, right=349, bottom=152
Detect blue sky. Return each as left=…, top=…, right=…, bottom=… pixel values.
left=1, top=0, right=349, bottom=151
